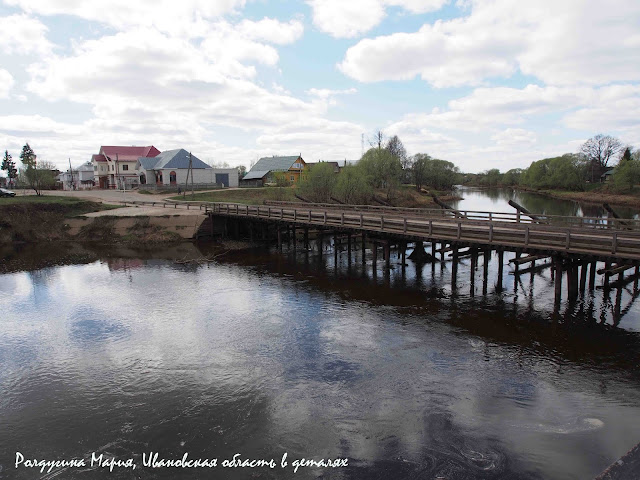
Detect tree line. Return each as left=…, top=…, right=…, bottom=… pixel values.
left=296, top=133, right=462, bottom=204
left=2, top=144, right=58, bottom=195
left=467, top=134, right=640, bottom=192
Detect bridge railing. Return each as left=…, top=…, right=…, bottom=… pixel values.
left=207, top=203, right=640, bottom=260
left=262, top=200, right=640, bottom=231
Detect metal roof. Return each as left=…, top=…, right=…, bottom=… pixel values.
left=243, top=170, right=271, bottom=180
left=100, top=145, right=160, bottom=161
left=243, top=155, right=302, bottom=180
left=138, top=149, right=211, bottom=170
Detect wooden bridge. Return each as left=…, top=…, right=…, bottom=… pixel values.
left=201, top=200, right=640, bottom=308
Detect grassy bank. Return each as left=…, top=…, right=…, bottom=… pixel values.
left=517, top=185, right=640, bottom=210
left=169, top=185, right=458, bottom=208
left=0, top=196, right=184, bottom=245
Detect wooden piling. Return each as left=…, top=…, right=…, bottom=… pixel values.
left=554, top=257, right=563, bottom=306
left=483, top=249, right=489, bottom=295
left=304, top=227, right=309, bottom=249
left=497, top=249, right=504, bottom=292
left=361, top=232, right=366, bottom=263
left=568, top=261, right=579, bottom=301
left=579, top=260, right=587, bottom=294
left=589, top=261, right=597, bottom=290
left=277, top=228, right=282, bottom=251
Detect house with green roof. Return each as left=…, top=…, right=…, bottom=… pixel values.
left=242, top=155, right=306, bottom=186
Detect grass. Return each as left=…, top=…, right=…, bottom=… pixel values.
left=168, top=187, right=297, bottom=205
left=0, top=195, right=120, bottom=215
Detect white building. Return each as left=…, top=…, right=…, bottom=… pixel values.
left=58, top=161, right=96, bottom=190
left=138, top=149, right=238, bottom=188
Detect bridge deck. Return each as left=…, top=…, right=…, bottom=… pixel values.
left=208, top=203, right=640, bottom=262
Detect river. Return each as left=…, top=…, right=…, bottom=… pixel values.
left=1, top=189, right=640, bottom=480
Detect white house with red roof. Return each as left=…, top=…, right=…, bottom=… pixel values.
left=91, top=145, right=160, bottom=189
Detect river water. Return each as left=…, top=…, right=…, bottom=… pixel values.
left=1, top=189, right=640, bottom=480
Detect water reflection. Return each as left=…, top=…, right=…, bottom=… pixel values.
left=451, top=186, right=639, bottom=219
left=1, top=242, right=640, bottom=480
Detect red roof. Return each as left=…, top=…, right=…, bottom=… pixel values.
left=92, top=154, right=107, bottom=162
left=99, top=145, right=160, bottom=161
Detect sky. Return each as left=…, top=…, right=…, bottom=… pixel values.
left=0, top=0, right=639, bottom=174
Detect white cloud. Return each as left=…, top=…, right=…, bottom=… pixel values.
left=0, top=14, right=53, bottom=55
left=339, top=0, right=640, bottom=87
left=307, top=0, right=448, bottom=38
left=4, top=0, right=246, bottom=31
left=237, top=17, right=304, bottom=45
left=491, top=128, right=537, bottom=147
left=0, top=70, right=14, bottom=98
left=306, top=87, right=357, bottom=99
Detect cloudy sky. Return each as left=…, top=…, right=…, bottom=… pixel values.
left=1, top=0, right=639, bottom=174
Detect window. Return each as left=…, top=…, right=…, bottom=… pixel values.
left=93, top=165, right=97, bottom=171
left=111, top=165, right=114, bottom=171
left=169, top=171, right=177, bottom=185
left=290, top=175, right=295, bottom=181
left=122, top=165, right=129, bottom=171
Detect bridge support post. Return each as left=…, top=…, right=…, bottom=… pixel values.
left=292, top=225, right=296, bottom=248
left=372, top=242, right=378, bottom=273
left=483, top=249, right=489, bottom=295
left=361, top=232, right=366, bottom=263
left=470, top=249, right=477, bottom=297
left=277, top=227, right=282, bottom=251
left=451, top=246, right=458, bottom=289
left=304, top=227, right=309, bottom=249
left=554, top=257, right=563, bottom=307
left=347, top=234, right=352, bottom=261
left=568, top=261, right=579, bottom=301
left=589, top=261, right=597, bottom=290
left=334, top=234, right=338, bottom=266
left=401, top=242, right=406, bottom=266
left=385, top=243, right=391, bottom=269
left=318, top=233, right=323, bottom=256
left=497, top=249, right=504, bottom=292
left=579, top=260, right=587, bottom=294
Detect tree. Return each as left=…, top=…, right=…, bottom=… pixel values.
left=18, top=144, right=55, bottom=195
left=237, top=165, right=247, bottom=181
left=483, top=168, right=502, bottom=187
left=1, top=150, right=18, bottom=187
left=359, top=147, right=402, bottom=201
left=612, top=148, right=640, bottom=192
left=369, top=130, right=385, bottom=150
left=580, top=134, right=623, bottom=182
left=386, top=135, right=410, bottom=183
left=334, top=164, right=372, bottom=204
left=298, top=162, right=336, bottom=203
left=411, top=154, right=460, bottom=191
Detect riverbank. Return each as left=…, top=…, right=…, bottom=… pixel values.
left=169, top=185, right=461, bottom=208
left=0, top=196, right=203, bottom=245
left=464, top=184, right=640, bottom=210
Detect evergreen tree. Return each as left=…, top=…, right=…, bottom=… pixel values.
left=1, top=150, right=18, bottom=186
left=20, top=143, right=36, bottom=168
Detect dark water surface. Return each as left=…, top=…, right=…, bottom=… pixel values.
left=1, top=189, right=640, bottom=480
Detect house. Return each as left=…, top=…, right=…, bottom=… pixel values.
left=137, top=149, right=239, bottom=187
left=92, top=145, right=160, bottom=189
left=58, top=161, right=96, bottom=190
left=242, top=155, right=306, bottom=186
left=601, top=168, right=615, bottom=183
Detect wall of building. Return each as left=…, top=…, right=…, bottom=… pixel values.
left=158, top=168, right=239, bottom=187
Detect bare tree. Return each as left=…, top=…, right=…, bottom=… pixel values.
left=580, top=134, right=623, bottom=182
left=368, top=130, right=385, bottom=150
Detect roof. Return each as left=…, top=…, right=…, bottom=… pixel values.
left=243, top=170, right=271, bottom=180
left=100, top=145, right=160, bottom=161
left=92, top=154, right=107, bottom=162
left=77, top=161, right=94, bottom=172
left=138, top=149, right=211, bottom=170
left=243, top=155, right=302, bottom=180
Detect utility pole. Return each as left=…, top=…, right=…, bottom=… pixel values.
left=190, top=151, right=195, bottom=199
left=68, top=157, right=74, bottom=190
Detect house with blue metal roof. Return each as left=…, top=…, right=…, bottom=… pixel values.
left=242, top=155, right=306, bottom=185
left=137, top=149, right=238, bottom=188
